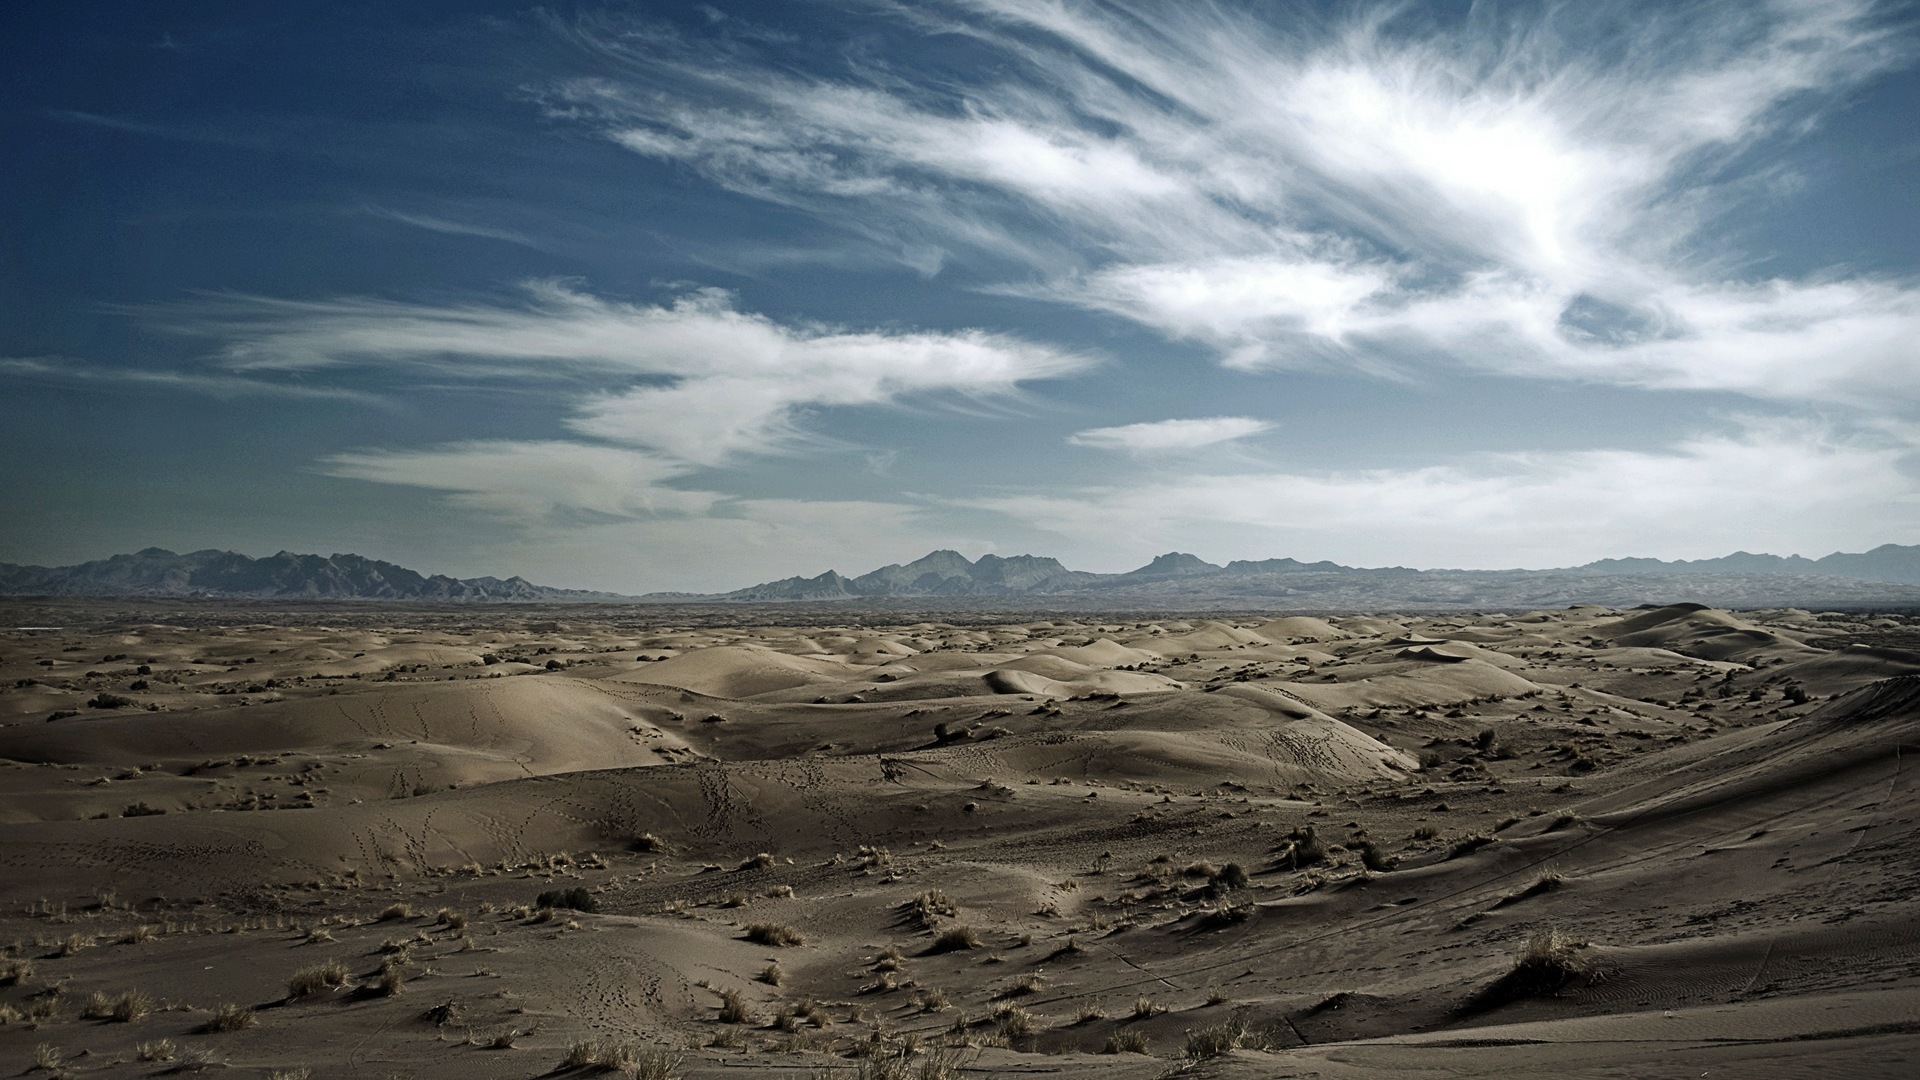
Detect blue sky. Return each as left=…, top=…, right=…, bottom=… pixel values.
left=5, top=0, right=1919, bottom=593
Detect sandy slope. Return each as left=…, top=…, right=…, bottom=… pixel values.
left=1, top=600, right=1916, bottom=1078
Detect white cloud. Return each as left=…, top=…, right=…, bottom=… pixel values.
left=322, top=441, right=718, bottom=520
left=164, top=282, right=1091, bottom=467
left=1069, top=416, right=1272, bottom=454
left=0, top=356, right=383, bottom=403
left=969, top=419, right=1920, bottom=568
left=552, top=1, right=1918, bottom=407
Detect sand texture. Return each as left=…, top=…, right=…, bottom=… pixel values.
left=1, top=599, right=1917, bottom=1078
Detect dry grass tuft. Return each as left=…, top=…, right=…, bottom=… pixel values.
left=929, top=926, right=981, bottom=953
left=716, top=987, right=752, bottom=1025
left=136, top=1039, right=177, bottom=1062
left=745, top=922, right=804, bottom=947
left=111, top=989, right=156, bottom=1022
left=287, top=960, right=350, bottom=999
left=201, top=1002, right=257, bottom=1033
left=1103, top=1030, right=1152, bottom=1055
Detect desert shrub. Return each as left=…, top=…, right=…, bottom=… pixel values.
left=758, top=961, right=784, bottom=986
left=738, top=851, right=775, bottom=871
left=370, top=968, right=404, bottom=997
left=267, top=1070, right=310, bottom=1080
left=906, top=889, right=957, bottom=926
left=287, top=960, right=350, bottom=999
left=88, top=693, right=135, bottom=709
left=919, top=987, right=950, bottom=1012
left=1, top=959, right=33, bottom=985
left=1214, top=862, right=1250, bottom=890
left=1184, top=1016, right=1278, bottom=1059
left=1104, top=1030, right=1152, bottom=1055
left=111, top=989, right=155, bottom=1022
left=1509, top=928, right=1585, bottom=991
left=1276, top=826, right=1326, bottom=869
left=121, top=924, right=159, bottom=945
left=1132, top=996, right=1165, bottom=1019
left=716, top=987, right=751, bottom=1024
left=121, top=802, right=165, bottom=817
left=33, top=1044, right=62, bottom=1071
left=1075, top=1002, right=1106, bottom=1024
left=929, top=926, right=980, bottom=953
left=376, top=903, right=413, bottom=921
left=535, top=887, right=598, bottom=913
left=995, top=1004, right=1037, bottom=1039
left=135, top=1039, right=177, bottom=1062
left=1356, top=841, right=1394, bottom=872
left=632, top=832, right=663, bottom=852
left=745, top=922, right=804, bottom=947
left=201, top=1003, right=257, bottom=1032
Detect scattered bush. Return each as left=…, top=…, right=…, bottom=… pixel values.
left=536, top=887, right=598, bottom=913
left=287, top=961, right=350, bottom=999
left=758, top=962, right=784, bottom=986
left=716, top=987, right=751, bottom=1024
left=1184, top=1016, right=1279, bottom=1059
left=929, top=926, right=980, bottom=953
left=1276, top=826, right=1326, bottom=869
left=377, top=903, right=413, bottom=922
left=745, top=922, right=804, bottom=947
left=136, top=1039, right=177, bottom=1062
left=202, top=1003, right=257, bottom=1032
left=111, top=989, right=155, bottom=1022
left=1103, top=1030, right=1152, bottom=1055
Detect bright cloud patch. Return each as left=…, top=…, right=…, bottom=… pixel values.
left=558, top=1, right=1918, bottom=407
left=1069, top=417, right=1272, bottom=454
left=974, top=421, right=1920, bottom=568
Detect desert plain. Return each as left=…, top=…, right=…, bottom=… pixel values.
left=1, top=599, right=1917, bottom=1079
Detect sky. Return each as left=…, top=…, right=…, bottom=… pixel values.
left=4, top=0, right=1920, bottom=593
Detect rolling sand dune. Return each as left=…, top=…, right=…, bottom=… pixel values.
left=3, top=600, right=1918, bottom=1078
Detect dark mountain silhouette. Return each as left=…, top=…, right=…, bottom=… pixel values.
left=0, top=548, right=623, bottom=602
left=6, top=543, right=1919, bottom=607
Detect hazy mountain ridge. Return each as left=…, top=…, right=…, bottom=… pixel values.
left=0, top=548, right=624, bottom=602
left=4, top=544, right=1919, bottom=607
left=707, top=544, right=1920, bottom=602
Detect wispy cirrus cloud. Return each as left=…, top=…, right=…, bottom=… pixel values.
left=162, top=281, right=1090, bottom=467
left=146, top=281, right=1090, bottom=519
left=1068, top=416, right=1272, bottom=454
left=549, top=0, right=1917, bottom=407
left=0, top=356, right=383, bottom=403
left=322, top=440, right=716, bottom=520
left=362, top=206, right=542, bottom=249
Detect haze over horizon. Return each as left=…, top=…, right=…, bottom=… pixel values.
left=8, top=1, right=1920, bottom=594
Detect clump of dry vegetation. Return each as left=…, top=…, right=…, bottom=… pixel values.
left=287, top=960, right=350, bottom=999
left=929, top=925, right=981, bottom=953
left=201, top=1002, right=257, bottom=1033
left=1184, top=1016, right=1281, bottom=1059
left=745, top=922, right=804, bottom=946
left=715, top=987, right=752, bottom=1024
left=1103, top=1030, right=1152, bottom=1055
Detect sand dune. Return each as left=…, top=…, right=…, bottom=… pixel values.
left=3, top=600, right=1917, bottom=1078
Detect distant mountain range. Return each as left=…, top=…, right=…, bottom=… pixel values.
left=0, top=548, right=623, bottom=602
left=695, top=544, right=1920, bottom=607
left=4, top=544, right=1919, bottom=608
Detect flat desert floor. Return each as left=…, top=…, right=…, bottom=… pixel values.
left=2, top=600, right=1918, bottom=1078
